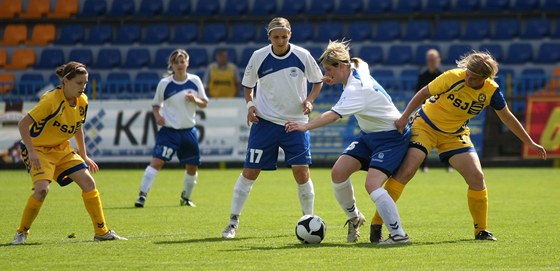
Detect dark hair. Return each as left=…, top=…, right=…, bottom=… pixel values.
left=55, top=61, right=88, bottom=81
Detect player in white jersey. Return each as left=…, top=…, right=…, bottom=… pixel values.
left=222, top=17, right=323, bottom=239
left=134, top=49, right=208, bottom=208
left=285, top=40, right=411, bottom=245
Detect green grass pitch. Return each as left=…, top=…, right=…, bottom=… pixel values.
left=0, top=167, right=559, bottom=270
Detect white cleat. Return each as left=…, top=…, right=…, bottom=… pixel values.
left=93, top=230, right=128, bottom=241
left=12, top=232, right=27, bottom=245
left=222, top=224, right=237, bottom=239
left=345, top=212, right=366, bottom=243
left=378, top=234, right=411, bottom=246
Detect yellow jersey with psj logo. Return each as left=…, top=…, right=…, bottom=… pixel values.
left=27, top=86, right=88, bottom=147
left=422, top=68, right=506, bottom=134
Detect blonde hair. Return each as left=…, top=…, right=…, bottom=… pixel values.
left=266, top=17, right=291, bottom=35
left=456, top=50, right=499, bottom=79
left=319, top=40, right=364, bottom=68
left=167, top=49, right=189, bottom=74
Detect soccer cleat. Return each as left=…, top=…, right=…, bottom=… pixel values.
left=475, top=230, right=497, bottom=241
left=222, top=224, right=237, bottom=239
left=370, top=224, right=383, bottom=243
left=134, top=192, right=147, bottom=208
left=378, top=234, right=411, bottom=246
left=12, top=232, right=27, bottom=245
left=344, top=212, right=366, bottom=242
left=93, top=230, right=128, bottom=241
left=180, top=191, right=196, bottom=207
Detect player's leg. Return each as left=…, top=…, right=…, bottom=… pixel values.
left=283, top=129, right=314, bottom=216
left=178, top=127, right=202, bottom=207
left=136, top=158, right=165, bottom=207
left=291, top=165, right=314, bottom=215
left=180, top=164, right=198, bottom=207
left=222, top=168, right=261, bottom=238
left=13, top=180, right=50, bottom=245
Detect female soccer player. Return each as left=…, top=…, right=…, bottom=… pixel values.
left=134, top=49, right=208, bottom=208
left=221, top=17, right=323, bottom=239
left=369, top=51, right=547, bottom=242
left=285, top=40, right=411, bottom=245
left=13, top=61, right=126, bottom=244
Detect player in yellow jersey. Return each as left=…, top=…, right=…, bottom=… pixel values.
left=369, top=51, right=547, bottom=243
left=12, top=61, right=126, bottom=245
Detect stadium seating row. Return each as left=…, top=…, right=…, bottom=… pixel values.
left=0, top=0, right=78, bottom=19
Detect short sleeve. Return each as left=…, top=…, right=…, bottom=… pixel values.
left=304, top=51, right=323, bottom=83
left=427, top=70, right=452, bottom=96
left=241, top=52, right=258, bottom=88
left=490, top=88, right=506, bottom=110
left=152, top=79, right=166, bottom=107
left=27, top=97, right=54, bottom=123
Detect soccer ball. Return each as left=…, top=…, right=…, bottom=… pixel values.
left=295, top=215, right=326, bottom=244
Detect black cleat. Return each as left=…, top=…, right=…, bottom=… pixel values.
left=370, top=224, right=383, bottom=243
left=134, top=192, right=147, bottom=208
left=475, top=230, right=497, bottom=241
left=180, top=191, right=196, bottom=207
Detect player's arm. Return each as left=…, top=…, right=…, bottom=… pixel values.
left=74, top=125, right=99, bottom=173
left=285, top=110, right=340, bottom=132
left=185, top=94, right=208, bottom=108
left=18, top=114, right=41, bottom=170
left=244, top=86, right=258, bottom=125
left=395, top=86, right=431, bottom=133
left=494, top=106, right=547, bottom=160
left=304, top=82, right=323, bottom=115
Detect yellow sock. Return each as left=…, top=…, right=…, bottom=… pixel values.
left=468, top=188, right=488, bottom=235
left=17, top=195, right=44, bottom=233
left=371, top=177, right=405, bottom=225
left=82, top=189, right=109, bottom=235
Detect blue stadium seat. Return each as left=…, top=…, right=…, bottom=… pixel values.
left=87, top=24, right=112, bottom=45
left=365, top=0, right=393, bottom=14
left=18, top=73, right=44, bottom=98
left=107, top=0, right=135, bottom=17
left=223, top=0, right=248, bottom=16
left=306, top=46, right=323, bottom=61
left=433, top=19, right=460, bottom=40
left=143, top=24, right=170, bottom=44
left=445, top=44, right=473, bottom=64
left=337, top=0, right=363, bottom=15
left=81, top=0, right=107, bottom=17
left=165, top=0, right=191, bottom=16
left=113, top=24, right=141, bottom=44
left=552, top=20, right=560, bottom=39
left=481, top=0, right=510, bottom=11
left=95, top=48, right=121, bottom=69
left=290, top=22, right=314, bottom=43
left=193, top=0, right=220, bottom=17
left=359, top=45, right=384, bottom=65
left=452, top=0, right=480, bottom=11
left=493, top=19, right=519, bottom=40
left=316, top=22, right=343, bottom=41
left=201, top=23, right=227, bottom=44
left=535, top=42, right=560, bottom=64
left=55, top=25, right=84, bottom=45
left=512, top=0, right=540, bottom=11
left=123, top=48, right=151, bottom=69
left=151, top=48, right=175, bottom=68
left=374, top=21, right=401, bottom=41
left=400, top=69, right=420, bottom=92
left=519, top=68, right=547, bottom=94
left=543, top=0, right=560, bottom=10
left=307, top=0, right=335, bottom=16
left=135, top=72, right=160, bottom=98
left=479, top=43, right=504, bottom=62
left=138, top=0, right=163, bottom=16
left=403, top=20, right=431, bottom=41
left=504, top=43, right=533, bottom=64
left=395, top=0, right=422, bottom=13
left=494, top=68, right=514, bottom=89
left=240, top=47, right=261, bottom=67
left=463, top=20, right=491, bottom=40
left=425, top=0, right=450, bottom=12
left=68, top=49, right=94, bottom=67
left=521, top=18, right=550, bottom=39
left=171, top=24, right=198, bottom=44
left=36, top=48, right=64, bottom=69
left=372, top=69, right=397, bottom=91
left=229, top=23, right=256, bottom=44
left=414, top=44, right=440, bottom=65
left=187, top=48, right=209, bottom=69
left=104, top=72, right=131, bottom=99
left=85, top=72, right=102, bottom=95
left=347, top=21, right=373, bottom=41
left=386, top=45, right=412, bottom=65
left=251, top=0, right=277, bottom=15
left=48, top=74, right=59, bottom=86
left=279, top=0, right=306, bottom=16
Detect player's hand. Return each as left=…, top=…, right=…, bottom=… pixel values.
left=285, top=121, right=305, bottom=132
left=247, top=106, right=259, bottom=126
left=155, top=115, right=165, bottom=126
left=83, top=156, right=99, bottom=173
left=394, top=116, right=408, bottom=134
left=303, top=100, right=313, bottom=115
left=185, top=93, right=196, bottom=102
left=530, top=143, right=547, bottom=160
left=28, top=150, right=41, bottom=171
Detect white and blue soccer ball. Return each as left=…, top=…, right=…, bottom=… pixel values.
left=295, top=215, right=326, bottom=244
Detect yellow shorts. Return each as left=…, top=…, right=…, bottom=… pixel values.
left=21, top=140, right=87, bottom=186
left=410, top=116, right=476, bottom=162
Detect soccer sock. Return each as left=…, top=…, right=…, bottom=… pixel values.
left=230, top=174, right=254, bottom=225
left=82, top=189, right=109, bottom=236
left=17, top=195, right=44, bottom=233
left=332, top=179, right=359, bottom=219
left=182, top=172, right=197, bottom=199
left=370, top=188, right=406, bottom=237
left=297, top=179, right=315, bottom=215
left=468, top=188, right=488, bottom=235
left=372, top=177, right=405, bottom=225
left=139, top=166, right=158, bottom=194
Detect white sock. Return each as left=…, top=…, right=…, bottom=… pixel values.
left=182, top=172, right=197, bottom=199
left=370, top=188, right=406, bottom=237
left=298, top=179, right=315, bottom=215
left=230, top=174, right=254, bottom=225
left=332, top=179, right=359, bottom=219
left=139, top=166, right=158, bottom=194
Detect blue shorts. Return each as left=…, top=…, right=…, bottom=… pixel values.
left=244, top=118, right=311, bottom=170
left=153, top=126, right=201, bottom=166
left=342, top=126, right=411, bottom=177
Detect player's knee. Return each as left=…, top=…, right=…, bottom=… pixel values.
left=34, top=186, right=49, bottom=200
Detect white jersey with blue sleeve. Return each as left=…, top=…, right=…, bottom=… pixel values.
left=152, top=74, right=208, bottom=129
left=331, top=63, right=402, bottom=133
left=242, top=44, right=323, bottom=125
